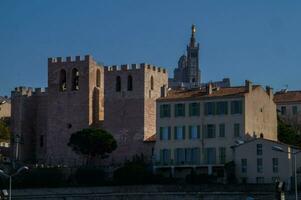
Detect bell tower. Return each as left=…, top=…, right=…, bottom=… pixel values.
left=186, top=24, right=200, bottom=85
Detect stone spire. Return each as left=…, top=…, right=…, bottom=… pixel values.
left=190, top=24, right=196, bottom=48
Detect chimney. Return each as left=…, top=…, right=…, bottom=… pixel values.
left=207, top=83, right=213, bottom=95
left=160, top=85, right=167, bottom=97
left=245, top=80, right=252, bottom=93
left=266, top=86, right=273, bottom=98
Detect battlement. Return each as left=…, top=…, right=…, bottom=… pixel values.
left=104, top=63, right=167, bottom=74
left=48, top=55, right=92, bottom=64
left=12, top=87, right=48, bottom=97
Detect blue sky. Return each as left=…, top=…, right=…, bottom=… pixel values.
left=0, top=0, right=300, bottom=96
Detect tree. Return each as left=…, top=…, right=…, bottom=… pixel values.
left=278, top=117, right=301, bottom=147
left=0, top=117, right=10, bottom=141
left=68, top=128, right=117, bottom=165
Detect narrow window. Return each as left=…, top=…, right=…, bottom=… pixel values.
left=160, top=104, right=171, bottom=118
left=280, top=106, right=286, bottom=115
left=127, top=75, right=133, bottom=91
left=189, top=102, right=200, bottom=116
left=204, top=102, right=216, bottom=115
left=234, top=123, right=240, bottom=137
left=219, top=147, right=226, bottom=164
left=59, top=69, right=67, bottom=91
left=272, top=158, right=278, bottom=173
left=219, top=124, right=225, bottom=137
left=241, top=158, right=247, bottom=173
left=257, top=158, right=263, bottom=173
left=150, top=76, right=154, bottom=90
left=96, top=69, right=101, bottom=87
left=292, top=106, right=298, bottom=115
left=257, top=144, right=263, bottom=155
left=71, top=68, right=80, bottom=91
left=116, top=76, right=121, bottom=92
left=175, top=103, right=185, bottom=117
left=231, top=100, right=243, bottom=114
left=205, top=124, right=216, bottom=138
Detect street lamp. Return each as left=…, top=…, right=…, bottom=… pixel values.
left=272, top=145, right=301, bottom=200
left=0, top=166, right=29, bottom=200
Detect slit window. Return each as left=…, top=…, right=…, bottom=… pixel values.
left=72, top=68, right=80, bottom=91
left=59, top=69, right=67, bottom=91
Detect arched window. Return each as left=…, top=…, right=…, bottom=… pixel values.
left=96, top=69, right=101, bottom=87
left=116, top=76, right=121, bottom=92
left=127, top=75, right=133, bottom=91
left=72, top=68, right=80, bottom=91
left=59, top=69, right=67, bottom=91
left=150, top=76, right=154, bottom=90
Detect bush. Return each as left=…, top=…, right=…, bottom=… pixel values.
left=186, top=171, right=217, bottom=184
left=74, top=167, right=106, bottom=186
left=14, top=167, right=67, bottom=188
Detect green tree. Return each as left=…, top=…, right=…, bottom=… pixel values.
left=0, top=117, right=10, bottom=141
left=68, top=128, right=117, bottom=165
left=278, top=117, right=301, bottom=147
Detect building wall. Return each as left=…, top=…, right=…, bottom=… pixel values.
left=244, top=86, right=277, bottom=140
left=0, top=102, right=11, bottom=118
left=46, top=55, right=104, bottom=165
left=276, top=102, right=301, bottom=129
left=234, top=139, right=293, bottom=184
left=103, top=64, right=168, bottom=164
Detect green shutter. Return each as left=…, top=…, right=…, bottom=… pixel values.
left=167, top=105, right=171, bottom=117
left=174, top=104, right=178, bottom=117
left=160, top=105, right=163, bottom=118
left=189, top=103, right=192, bottom=116
left=231, top=101, right=235, bottom=114
left=189, top=126, right=192, bottom=139
left=213, top=125, right=216, bottom=138
left=159, top=127, right=163, bottom=140
left=174, top=127, right=177, bottom=140
left=203, top=125, right=207, bottom=138
left=197, top=125, right=201, bottom=139
left=168, top=127, right=171, bottom=140
left=160, top=150, right=163, bottom=162
left=183, top=126, right=186, bottom=139
left=182, top=104, right=186, bottom=116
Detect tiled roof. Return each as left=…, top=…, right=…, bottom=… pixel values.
left=158, top=86, right=260, bottom=102
left=274, top=91, right=301, bottom=103
left=144, top=134, right=156, bottom=142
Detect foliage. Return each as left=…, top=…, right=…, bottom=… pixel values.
left=224, top=161, right=237, bottom=184
left=68, top=128, right=117, bottom=165
left=113, top=155, right=153, bottom=185
left=278, top=117, right=301, bottom=147
left=13, top=167, right=67, bottom=188
left=186, top=171, right=217, bottom=184
left=0, top=117, right=10, bottom=141
left=73, top=167, right=106, bottom=186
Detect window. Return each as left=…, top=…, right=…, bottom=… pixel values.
left=189, top=102, right=200, bottom=116
left=281, top=106, right=286, bottom=115
left=174, top=126, right=185, bottom=140
left=175, top=103, right=185, bottom=117
left=175, top=148, right=185, bottom=164
left=216, top=101, right=228, bottom=115
left=159, top=127, right=171, bottom=141
left=189, top=125, right=200, bottom=139
left=40, top=135, right=44, bottom=147
left=231, top=100, right=243, bottom=114
left=272, top=158, right=278, bottom=173
left=219, top=147, right=226, bottom=164
left=150, top=76, right=154, bottom=90
left=204, top=147, right=216, bottom=164
left=71, top=68, right=80, bottom=91
left=256, top=177, right=264, bottom=184
left=205, top=124, right=216, bottom=138
left=241, top=159, right=247, bottom=173
left=219, top=124, right=225, bottom=137
left=59, top=69, right=67, bottom=91
left=234, top=123, right=240, bottom=137
left=257, top=144, right=263, bottom=155
left=293, top=106, right=298, bottom=115
left=160, top=149, right=171, bottom=164
left=204, top=102, right=215, bottom=115
left=116, top=76, right=121, bottom=92
left=127, top=75, right=133, bottom=91
left=159, top=104, right=171, bottom=118
left=189, top=148, right=200, bottom=164
left=96, top=69, right=101, bottom=87
left=257, top=158, right=263, bottom=173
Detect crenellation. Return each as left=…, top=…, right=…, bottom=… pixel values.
left=56, top=57, right=62, bottom=63
left=121, top=64, right=129, bottom=71
left=66, top=56, right=71, bottom=62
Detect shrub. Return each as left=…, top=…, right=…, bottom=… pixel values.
left=74, top=167, right=106, bottom=186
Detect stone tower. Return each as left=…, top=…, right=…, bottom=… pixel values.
left=46, top=55, right=104, bottom=165
left=103, top=64, right=168, bottom=164
left=173, top=25, right=201, bottom=87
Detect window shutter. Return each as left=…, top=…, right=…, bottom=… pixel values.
left=197, top=125, right=201, bottom=139
left=168, top=127, right=171, bottom=140
left=159, top=127, right=163, bottom=140
left=213, top=125, right=216, bottom=138
left=174, top=127, right=177, bottom=140
left=189, top=126, right=192, bottom=139
left=160, top=105, right=163, bottom=118
left=160, top=149, right=163, bottom=162
left=183, top=126, right=186, bottom=139
left=203, top=125, right=207, bottom=138
left=189, top=104, right=192, bottom=116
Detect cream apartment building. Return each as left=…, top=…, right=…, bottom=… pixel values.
left=154, top=81, right=277, bottom=178
left=274, top=90, right=301, bottom=132
left=233, top=137, right=301, bottom=186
